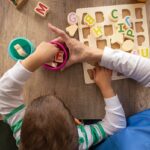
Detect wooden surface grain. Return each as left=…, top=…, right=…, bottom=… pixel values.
left=0, top=0, right=150, bottom=119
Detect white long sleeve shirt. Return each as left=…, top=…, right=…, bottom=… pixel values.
left=100, top=47, right=150, bottom=87
left=0, top=47, right=128, bottom=149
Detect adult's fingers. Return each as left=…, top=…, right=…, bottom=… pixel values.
left=48, top=23, right=69, bottom=41
left=51, top=37, right=64, bottom=43
left=61, top=60, right=73, bottom=71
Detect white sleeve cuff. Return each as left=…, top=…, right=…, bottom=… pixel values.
left=99, top=47, right=114, bottom=68
left=104, top=95, right=121, bottom=108
left=8, top=61, right=32, bottom=83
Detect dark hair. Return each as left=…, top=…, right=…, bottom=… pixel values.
left=20, top=95, right=78, bottom=150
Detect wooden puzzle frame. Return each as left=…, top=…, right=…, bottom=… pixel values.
left=76, top=3, right=149, bottom=84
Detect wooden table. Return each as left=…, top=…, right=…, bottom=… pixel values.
left=0, top=0, right=150, bottom=119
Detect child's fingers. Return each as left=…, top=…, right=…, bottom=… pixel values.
left=109, top=70, right=112, bottom=76
left=95, top=66, right=101, bottom=73
left=74, top=118, right=82, bottom=125
left=105, top=68, right=112, bottom=76
left=48, top=23, right=69, bottom=41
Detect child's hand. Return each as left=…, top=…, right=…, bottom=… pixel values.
left=93, top=67, right=115, bottom=98
left=33, top=41, right=59, bottom=64
left=22, top=41, right=59, bottom=72
left=48, top=23, right=103, bottom=69
left=93, top=67, right=112, bottom=89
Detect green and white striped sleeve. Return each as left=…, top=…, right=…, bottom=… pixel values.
left=3, top=104, right=25, bottom=145
left=78, top=95, right=126, bottom=150
left=78, top=122, right=106, bottom=150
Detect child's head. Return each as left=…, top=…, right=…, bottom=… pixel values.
left=20, top=95, right=78, bottom=150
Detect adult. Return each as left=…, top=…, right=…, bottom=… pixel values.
left=48, top=23, right=150, bottom=150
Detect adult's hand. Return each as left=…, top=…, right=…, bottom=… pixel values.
left=48, top=23, right=103, bottom=69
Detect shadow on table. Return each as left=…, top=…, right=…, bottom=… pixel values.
left=0, top=121, right=18, bottom=150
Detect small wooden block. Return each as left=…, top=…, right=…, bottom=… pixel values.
left=84, top=13, right=96, bottom=26
left=66, top=24, right=78, bottom=37
left=121, top=40, right=134, bottom=52
left=87, top=69, right=94, bottom=80
left=125, top=29, right=135, bottom=40
left=67, top=12, right=78, bottom=25
left=90, top=25, right=103, bottom=38
left=111, top=33, right=124, bottom=45
left=16, top=0, right=28, bottom=8
left=124, top=16, right=132, bottom=28
left=9, top=0, right=28, bottom=9
left=14, top=44, right=27, bottom=57
left=34, top=2, right=49, bottom=17
left=14, top=44, right=21, bottom=50
left=46, top=62, right=58, bottom=67
left=55, top=51, right=64, bottom=63
left=138, top=47, right=150, bottom=58
left=9, top=0, right=17, bottom=6
left=109, top=9, right=119, bottom=22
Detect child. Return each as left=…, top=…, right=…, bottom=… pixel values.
left=0, top=37, right=126, bottom=149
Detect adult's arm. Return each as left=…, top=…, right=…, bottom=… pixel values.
left=48, top=24, right=150, bottom=87
left=100, top=47, right=150, bottom=87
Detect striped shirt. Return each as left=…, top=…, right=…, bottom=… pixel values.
left=3, top=103, right=108, bottom=149
left=3, top=99, right=123, bottom=150
left=0, top=47, right=128, bottom=149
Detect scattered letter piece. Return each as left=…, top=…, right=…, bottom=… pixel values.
left=91, top=25, right=103, bottom=38
left=121, top=40, right=134, bottom=52
left=125, top=29, right=135, bottom=40
left=34, top=2, right=49, bottom=17
left=138, top=47, right=149, bottom=58
left=55, top=51, right=64, bottom=63
left=67, top=12, right=78, bottom=25
left=111, top=33, right=124, bottom=45
left=125, top=16, right=132, bottom=28
left=66, top=24, right=78, bottom=37
left=109, top=9, right=119, bottom=22
left=84, top=14, right=95, bottom=26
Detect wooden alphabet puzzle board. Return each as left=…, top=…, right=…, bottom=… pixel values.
left=76, top=4, right=150, bottom=84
